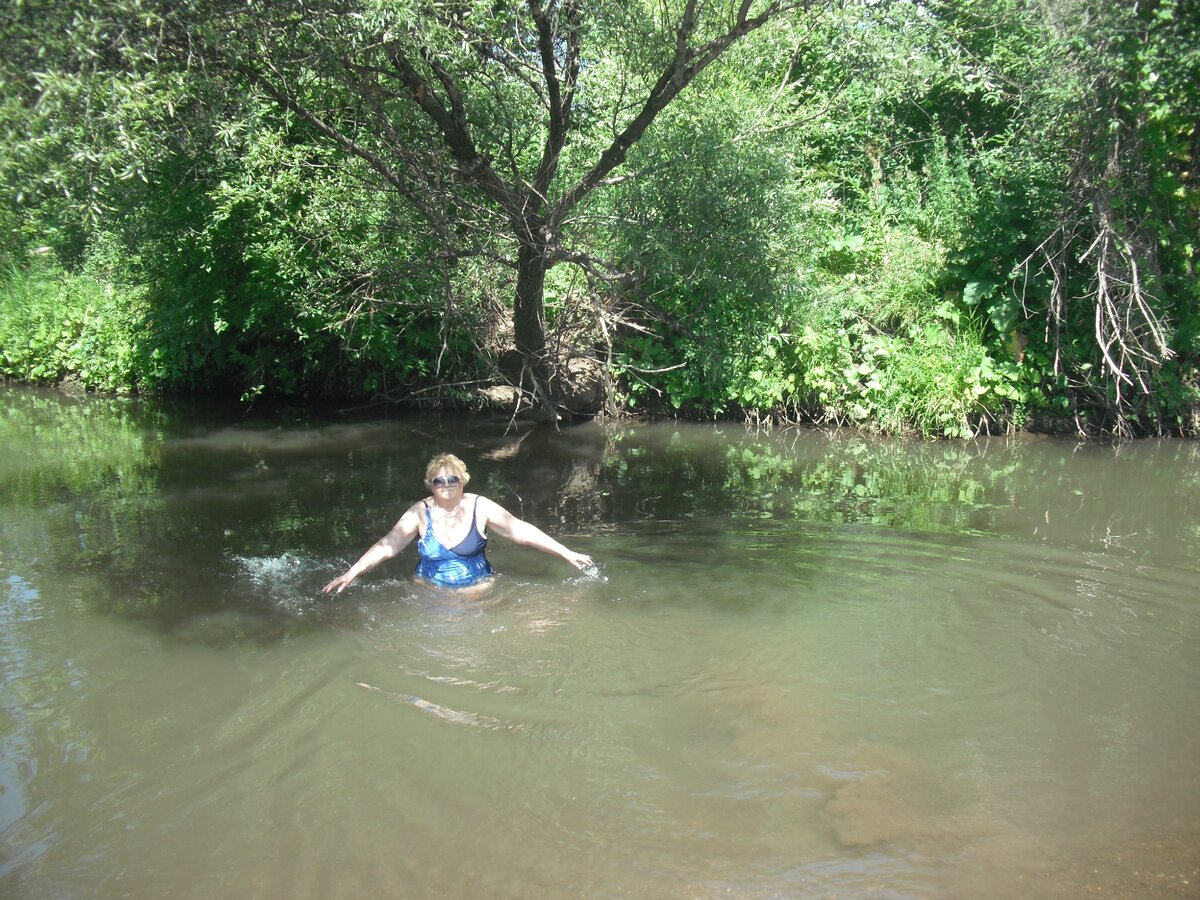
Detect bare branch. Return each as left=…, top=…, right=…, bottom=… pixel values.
left=382, top=41, right=525, bottom=221
left=529, top=0, right=582, bottom=199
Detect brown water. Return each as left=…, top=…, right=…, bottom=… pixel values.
left=1, top=386, right=1198, bottom=898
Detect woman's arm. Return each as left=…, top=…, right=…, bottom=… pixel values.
left=323, top=503, right=423, bottom=593
left=478, top=496, right=593, bottom=570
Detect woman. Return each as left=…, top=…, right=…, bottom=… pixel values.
left=323, top=453, right=593, bottom=594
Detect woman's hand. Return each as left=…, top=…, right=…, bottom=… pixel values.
left=322, top=572, right=356, bottom=594
left=563, top=550, right=594, bottom=571
left=322, top=509, right=420, bottom=595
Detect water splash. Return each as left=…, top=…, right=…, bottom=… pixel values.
left=577, top=562, right=608, bottom=584
left=231, top=552, right=331, bottom=613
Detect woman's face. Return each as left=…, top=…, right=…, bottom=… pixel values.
left=430, top=466, right=465, bottom=499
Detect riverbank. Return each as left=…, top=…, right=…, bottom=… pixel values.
left=5, top=252, right=1198, bottom=441
left=6, top=368, right=1199, bottom=441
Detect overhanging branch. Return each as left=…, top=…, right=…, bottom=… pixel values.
left=246, top=66, right=446, bottom=230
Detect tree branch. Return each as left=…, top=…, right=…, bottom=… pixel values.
left=383, top=40, right=524, bottom=222
left=551, top=0, right=786, bottom=224
left=246, top=66, right=446, bottom=231
left=529, top=0, right=582, bottom=200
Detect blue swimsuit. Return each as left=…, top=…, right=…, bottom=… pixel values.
left=415, top=498, right=494, bottom=588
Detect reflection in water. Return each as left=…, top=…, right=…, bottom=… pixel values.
left=1, top=385, right=1198, bottom=898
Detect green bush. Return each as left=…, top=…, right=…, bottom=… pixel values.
left=0, top=260, right=146, bottom=392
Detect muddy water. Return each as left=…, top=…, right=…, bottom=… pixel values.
left=1, top=387, right=1197, bottom=898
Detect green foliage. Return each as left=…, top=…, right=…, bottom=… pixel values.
left=604, top=7, right=1052, bottom=436
left=983, top=0, right=1200, bottom=433
left=0, top=259, right=146, bottom=391
left=605, top=26, right=804, bottom=414
left=2, top=45, right=485, bottom=399
left=101, top=106, right=472, bottom=399
left=604, top=0, right=1196, bottom=435
left=0, top=0, right=1196, bottom=434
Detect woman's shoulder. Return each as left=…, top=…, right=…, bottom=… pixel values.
left=404, top=498, right=431, bottom=516
left=473, top=494, right=512, bottom=519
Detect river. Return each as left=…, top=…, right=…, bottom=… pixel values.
left=1, top=386, right=1197, bottom=898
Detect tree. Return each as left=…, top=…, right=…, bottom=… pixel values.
left=96, top=0, right=802, bottom=418
left=1011, top=0, right=1199, bottom=435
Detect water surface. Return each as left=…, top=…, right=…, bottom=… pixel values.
left=2, top=387, right=1198, bottom=898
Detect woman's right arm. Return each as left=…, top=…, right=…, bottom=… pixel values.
left=323, top=504, right=422, bottom=594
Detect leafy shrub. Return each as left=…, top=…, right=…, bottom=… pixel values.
left=0, top=259, right=146, bottom=392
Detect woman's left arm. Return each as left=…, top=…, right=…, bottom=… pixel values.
left=479, top=496, right=593, bottom=570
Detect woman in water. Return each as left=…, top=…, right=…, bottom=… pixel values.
left=322, top=453, right=593, bottom=594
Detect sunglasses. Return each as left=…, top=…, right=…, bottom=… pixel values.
left=432, top=475, right=462, bottom=487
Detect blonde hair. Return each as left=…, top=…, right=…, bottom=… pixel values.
left=424, top=453, right=470, bottom=488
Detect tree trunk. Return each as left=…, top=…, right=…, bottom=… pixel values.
left=513, top=226, right=553, bottom=414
